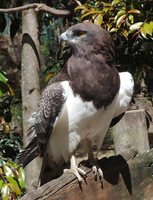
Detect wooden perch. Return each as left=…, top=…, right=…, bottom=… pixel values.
left=20, top=149, right=153, bottom=200
left=0, top=3, right=71, bottom=16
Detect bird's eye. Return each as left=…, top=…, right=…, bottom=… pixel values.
left=74, top=30, right=86, bottom=37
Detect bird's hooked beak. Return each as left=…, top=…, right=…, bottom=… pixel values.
left=59, top=32, right=68, bottom=54
left=59, top=30, right=73, bottom=44
left=59, top=31, right=69, bottom=43
left=58, top=31, right=71, bottom=58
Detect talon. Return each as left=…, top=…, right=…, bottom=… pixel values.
left=92, top=165, right=97, bottom=174
left=77, top=167, right=86, bottom=176
left=63, top=155, right=86, bottom=183
left=98, top=168, right=103, bottom=180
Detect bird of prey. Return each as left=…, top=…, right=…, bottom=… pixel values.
left=18, top=22, right=134, bottom=186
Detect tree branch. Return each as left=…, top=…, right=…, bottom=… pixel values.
left=0, top=3, right=71, bottom=16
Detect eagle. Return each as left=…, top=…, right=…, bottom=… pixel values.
left=18, top=22, right=134, bottom=186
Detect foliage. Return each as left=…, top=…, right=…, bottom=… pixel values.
left=0, top=70, right=22, bottom=158
left=75, top=0, right=153, bottom=39
left=0, top=70, right=24, bottom=199
left=0, top=159, right=25, bottom=200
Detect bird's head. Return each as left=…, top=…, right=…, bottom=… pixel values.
left=60, top=22, right=112, bottom=46
left=59, top=22, right=115, bottom=62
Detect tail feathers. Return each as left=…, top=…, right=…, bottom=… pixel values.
left=17, top=137, right=38, bottom=167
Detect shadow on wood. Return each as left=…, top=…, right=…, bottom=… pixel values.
left=97, top=155, right=132, bottom=194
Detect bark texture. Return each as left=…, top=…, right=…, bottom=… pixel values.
left=21, top=8, right=41, bottom=191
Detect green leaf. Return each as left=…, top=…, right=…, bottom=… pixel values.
left=81, top=10, right=100, bottom=19
left=3, top=165, right=14, bottom=178
left=149, top=21, right=153, bottom=28
left=7, top=178, right=21, bottom=196
left=101, top=2, right=111, bottom=7
left=0, top=167, right=3, bottom=174
left=128, top=14, right=134, bottom=24
left=114, top=10, right=126, bottom=22
left=0, top=180, right=4, bottom=190
left=0, top=72, right=8, bottom=84
left=18, top=167, right=25, bottom=189
left=109, top=27, right=118, bottom=32
left=94, top=14, right=103, bottom=26
left=1, top=184, right=10, bottom=200
left=140, top=27, right=148, bottom=39
left=129, top=22, right=143, bottom=32
left=116, top=14, right=126, bottom=28
left=143, top=23, right=153, bottom=36
left=74, top=5, right=89, bottom=12
left=112, top=0, right=120, bottom=5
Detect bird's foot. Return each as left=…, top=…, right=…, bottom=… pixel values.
left=80, top=159, right=104, bottom=188
left=64, top=155, right=86, bottom=183
left=92, top=164, right=104, bottom=188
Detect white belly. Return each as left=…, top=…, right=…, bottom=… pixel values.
left=46, top=81, right=117, bottom=164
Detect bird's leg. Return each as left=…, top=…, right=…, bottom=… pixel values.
left=84, top=141, right=103, bottom=187
left=64, top=155, right=86, bottom=182
left=88, top=148, right=103, bottom=186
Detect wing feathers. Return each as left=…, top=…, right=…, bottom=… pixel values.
left=17, top=137, right=38, bottom=167
left=35, top=82, right=66, bottom=145
left=18, top=82, right=66, bottom=166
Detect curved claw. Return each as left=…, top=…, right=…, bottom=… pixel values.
left=64, top=155, right=86, bottom=182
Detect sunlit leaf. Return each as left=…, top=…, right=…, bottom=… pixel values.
left=109, top=27, right=118, bottom=32
left=81, top=10, right=101, bottom=19
left=114, top=10, right=126, bottom=22
left=18, top=167, right=25, bottom=189
left=100, top=6, right=111, bottom=14
left=128, top=14, right=134, bottom=24
left=1, top=184, right=10, bottom=200
left=74, top=5, right=89, bottom=12
left=129, top=22, right=143, bottom=32
left=111, top=0, right=120, bottom=5
left=140, top=27, right=148, bottom=39
left=116, top=14, right=126, bottom=28
left=7, top=179, right=21, bottom=196
left=3, top=165, right=14, bottom=178
left=101, top=2, right=111, bottom=7
left=127, top=9, right=141, bottom=14
left=143, top=23, right=153, bottom=36
left=0, top=180, right=4, bottom=190
left=149, top=21, right=153, bottom=28
left=94, top=14, right=103, bottom=26
left=0, top=72, right=8, bottom=84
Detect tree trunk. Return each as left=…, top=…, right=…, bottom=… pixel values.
left=21, top=7, right=41, bottom=191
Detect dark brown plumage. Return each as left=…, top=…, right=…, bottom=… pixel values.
left=64, top=23, right=120, bottom=108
